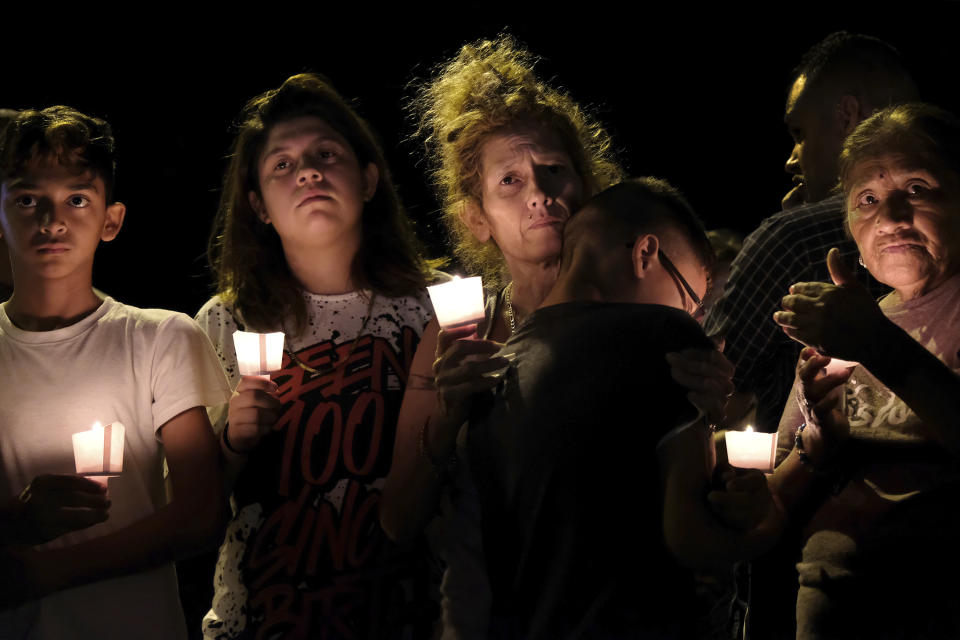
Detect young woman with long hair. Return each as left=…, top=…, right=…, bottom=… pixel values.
left=197, top=73, right=437, bottom=639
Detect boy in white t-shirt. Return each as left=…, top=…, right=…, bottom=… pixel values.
left=0, top=106, right=231, bottom=639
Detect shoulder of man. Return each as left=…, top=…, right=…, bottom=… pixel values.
left=738, top=195, right=846, bottom=260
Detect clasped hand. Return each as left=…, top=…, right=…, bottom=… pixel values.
left=774, top=248, right=886, bottom=362
left=15, top=474, right=110, bottom=546
left=792, top=347, right=851, bottom=466
left=708, top=469, right=779, bottom=532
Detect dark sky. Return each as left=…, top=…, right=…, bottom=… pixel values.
left=4, top=3, right=959, bottom=314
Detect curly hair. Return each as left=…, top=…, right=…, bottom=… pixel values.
left=209, top=73, right=430, bottom=333
left=0, top=106, right=116, bottom=201
left=410, top=34, right=623, bottom=286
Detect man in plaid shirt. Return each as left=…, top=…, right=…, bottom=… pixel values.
left=704, top=32, right=918, bottom=434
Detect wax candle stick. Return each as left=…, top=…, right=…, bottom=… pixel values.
left=233, top=330, right=285, bottom=379
left=72, top=421, right=125, bottom=485
left=427, top=276, right=485, bottom=330
left=725, top=426, right=778, bottom=472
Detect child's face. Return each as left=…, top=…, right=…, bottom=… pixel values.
left=249, top=116, right=378, bottom=252
left=0, top=156, right=124, bottom=283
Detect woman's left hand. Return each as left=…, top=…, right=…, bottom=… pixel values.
left=774, top=248, right=888, bottom=362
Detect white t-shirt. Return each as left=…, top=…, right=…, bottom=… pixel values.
left=0, top=296, right=231, bottom=640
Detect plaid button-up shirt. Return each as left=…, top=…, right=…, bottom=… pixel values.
left=704, top=195, right=889, bottom=432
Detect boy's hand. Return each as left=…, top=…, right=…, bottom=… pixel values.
left=226, top=376, right=282, bottom=452
left=15, top=474, right=110, bottom=545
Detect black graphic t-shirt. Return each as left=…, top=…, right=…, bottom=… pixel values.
left=197, top=291, right=434, bottom=640
left=468, top=302, right=713, bottom=639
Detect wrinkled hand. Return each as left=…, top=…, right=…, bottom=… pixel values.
left=795, top=346, right=854, bottom=423
left=665, top=344, right=735, bottom=424
left=16, top=474, right=110, bottom=545
left=433, top=325, right=511, bottom=431
left=226, top=376, right=282, bottom=451
left=707, top=469, right=776, bottom=531
left=795, top=367, right=850, bottom=468
left=774, top=248, right=887, bottom=362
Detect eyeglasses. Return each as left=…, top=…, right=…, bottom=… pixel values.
left=659, top=250, right=705, bottom=321
left=625, top=240, right=705, bottom=321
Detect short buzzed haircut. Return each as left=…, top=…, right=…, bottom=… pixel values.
left=564, top=177, right=715, bottom=277
left=793, top=31, right=918, bottom=109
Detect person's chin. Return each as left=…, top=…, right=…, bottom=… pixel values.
left=876, top=259, right=938, bottom=288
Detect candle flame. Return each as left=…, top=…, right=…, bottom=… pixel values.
left=92, top=421, right=103, bottom=431
left=745, top=425, right=754, bottom=433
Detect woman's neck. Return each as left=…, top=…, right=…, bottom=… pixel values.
left=281, top=234, right=361, bottom=296
left=506, top=258, right=560, bottom=320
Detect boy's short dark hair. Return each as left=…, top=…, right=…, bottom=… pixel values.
left=0, top=106, right=117, bottom=201
left=567, top=177, right=716, bottom=277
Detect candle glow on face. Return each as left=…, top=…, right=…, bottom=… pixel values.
left=427, top=276, right=486, bottom=329
left=72, top=421, right=125, bottom=484
left=233, top=330, right=285, bottom=378
left=725, top=425, right=777, bottom=472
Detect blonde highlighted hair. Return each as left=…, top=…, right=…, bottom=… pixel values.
left=411, top=34, right=623, bottom=286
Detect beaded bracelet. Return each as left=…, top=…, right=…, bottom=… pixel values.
left=794, top=422, right=833, bottom=474
left=418, top=418, right=458, bottom=480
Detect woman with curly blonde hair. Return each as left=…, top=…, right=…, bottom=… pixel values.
left=379, top=35, right=623, bottom=637
left=382, top=34, right=620, bottom=527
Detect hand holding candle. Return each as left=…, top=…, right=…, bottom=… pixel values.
left=427, top=276, right=485, bottom=331
left=233, top=330, right=285, bottom=379
left=226, top=375, right=282, bottom=453
left=725, top=426, right=778, bottom=472
left=13, top=474, right=110, bottom=545
left=72, top=422, right=125, bottom=486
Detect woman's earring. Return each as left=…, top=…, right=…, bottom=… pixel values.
left=858, top=255, right=866, bottom=267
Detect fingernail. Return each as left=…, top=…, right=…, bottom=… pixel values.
left=501, top=352, right=518, bottom=362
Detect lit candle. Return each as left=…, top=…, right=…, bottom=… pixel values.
left=725, top=426, right=778, bottom=472
left=233, top=330, right=285, bottom=379
left=72, top=422, right=125, bottom=486
left=427, top=276, right=485, bottom=330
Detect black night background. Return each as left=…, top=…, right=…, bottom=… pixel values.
left=4, top=2, right=959, bottom=315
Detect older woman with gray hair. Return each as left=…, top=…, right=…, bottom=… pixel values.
left=770, top=103, right=960, bottom=638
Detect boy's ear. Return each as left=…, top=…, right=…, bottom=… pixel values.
left=362, top=162, right=379, bottom=203
left=100, top=202, right=126, bottom=242
left=460, top=201, right=491, bottom=243
left=631, top=233, right=659, bottom=280
left=249, top=191, right=269, bottom=224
